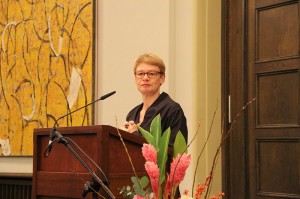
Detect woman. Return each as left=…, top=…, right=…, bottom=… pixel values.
left=123, top=53, right=188, bottom=145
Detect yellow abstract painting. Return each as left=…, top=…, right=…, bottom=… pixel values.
left=0, top=0, right=94, bottom=156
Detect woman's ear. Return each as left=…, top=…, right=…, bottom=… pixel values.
left=160, top=74, right=165, bottom=85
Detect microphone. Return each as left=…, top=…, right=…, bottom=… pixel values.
left=99, top=91, right=116, bottom=100
left=45, top=91, right=116, bottom=157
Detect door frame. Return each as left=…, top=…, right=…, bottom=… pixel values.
left=222, top=0, right=250, bottom=198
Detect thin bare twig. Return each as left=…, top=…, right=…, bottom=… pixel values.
left=221, top=98, right=256, bottom=142
left=192, top=100, right=219, bottom=196
left=114, top=117, right=144, bottom=194
left=202, top=98, right=256, bottom=198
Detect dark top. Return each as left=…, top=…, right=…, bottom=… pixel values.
left=126, top=92, right=188, bottom=145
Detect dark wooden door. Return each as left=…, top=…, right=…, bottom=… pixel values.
left=223, top=0, right=300, bottom=198
left=247, top=0, right=300, bottom=198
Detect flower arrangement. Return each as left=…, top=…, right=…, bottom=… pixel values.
left=119, top=114, right=223, bottom=199
left=119, top=98, right=255, bottom=199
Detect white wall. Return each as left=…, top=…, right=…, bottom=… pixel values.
left=0, top=156, right=32, bottom=173
left=0, top=0, right=222, bottom=196
left=95, top=0, right=222, bottom=195
left=95, top=0, right=172, bottom=127
left=195, top=0, right=222, bottom=194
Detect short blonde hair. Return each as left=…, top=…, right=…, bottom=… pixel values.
left=134, top=53, right=166, bottom=74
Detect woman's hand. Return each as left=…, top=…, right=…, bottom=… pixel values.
left=122, top=120, right=139, bottom=133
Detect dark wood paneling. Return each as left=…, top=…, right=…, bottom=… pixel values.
left=32, top=125, right=147, bottom=199
left=224, top=0, right=300, bottom=199
left=222, top=0, right=248, bottom=199
left=249, top=0, right=300, bottom=198
left=256, top=2, right=299, bottom=62
left=256, top=138, right=300, bottom=197
left=257, top=70, right=299, bottom=127
left=256, top=0, right=296, bottom=8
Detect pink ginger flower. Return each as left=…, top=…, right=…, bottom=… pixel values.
left=168, top=153, right=191, bottom=184
left=165, top=153, right=191, bottom=196
left=133, top=195, right=144, bottom=199
left=133, top=194, right=154, bottom=199
left=142, top=143, right=157, bottom=163
left=164, top=175, right=171, bottom=197
left=145, top=161, right=160, bottom=198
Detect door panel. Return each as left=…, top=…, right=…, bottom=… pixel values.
left=256, top=138, right=299, bottom=196
left=247, top=0, right=300, bottom=199
left=249, top=0, right=300, bottom=198
left=257, top=71, right=299, bottom=126
left=256, top=2, right=299, bottom=61
left=223, top=0, right=300, bottom=198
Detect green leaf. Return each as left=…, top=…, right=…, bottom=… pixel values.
left=131, top=176, right=138, bottom=184
left=149, top=114, right=162, bottom=149
left=157, top=127, right=170, bottom=185
left=173, top=131, right=187, bottom=157
left=132, top=176, right=144, bottom=196
left=131, top=177, right=141, bottom=189
left=131, top=176, right=149, bottom=196
left=134, top=187, right=144, bottom=196
left=140, top=176, right=149, bottom=188
left=139, top=126, right=154, bottom=145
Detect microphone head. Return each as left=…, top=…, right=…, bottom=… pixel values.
left=44, top=91, right=116, bottom=157
left=100, top=91, right=116, bottom=100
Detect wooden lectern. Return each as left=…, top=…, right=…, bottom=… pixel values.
left=32, top=125, right=147, bottom=199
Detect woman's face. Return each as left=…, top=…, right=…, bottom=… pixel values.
left=134, top=63, right=165, bottom=96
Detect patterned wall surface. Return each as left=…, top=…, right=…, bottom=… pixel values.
left=0, top=0, right=94, bottom=156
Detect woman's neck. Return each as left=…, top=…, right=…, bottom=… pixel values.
left=139, top=92, right=160, bottom=124
left=142, top=92, right=160, bottom=110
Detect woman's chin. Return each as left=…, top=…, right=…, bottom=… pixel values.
left=140, top=90, right=159, bottom=96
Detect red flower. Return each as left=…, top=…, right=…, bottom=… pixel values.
left=164, top=153, right=191, bottom=196
left=133, top=195, right=144, bottom=199
left=195, top=184, right=206, bottom=199
left=183, top=189, right=189, bottom=195
left=168, top=153, right=191, bottom=185
left=218, top=192, right=225, bottom=197
left=145, top=161, right=160, bottom=197
left=142, top=143, right=157, bottom=163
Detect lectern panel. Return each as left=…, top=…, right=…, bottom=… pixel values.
left=32, top=125, right=147, bottom=199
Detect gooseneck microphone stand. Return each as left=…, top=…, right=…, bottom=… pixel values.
left=48, top=130, right=116, bottom=199
left=43, top=91, right=117, bottom=198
